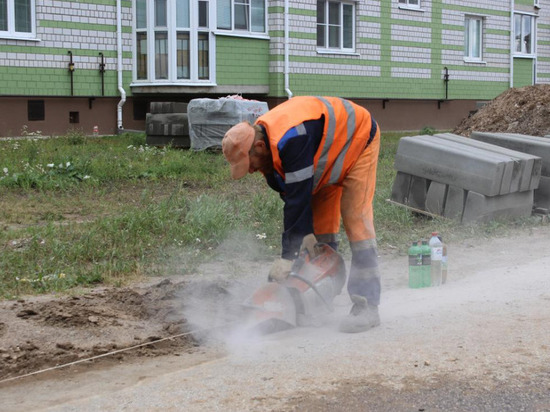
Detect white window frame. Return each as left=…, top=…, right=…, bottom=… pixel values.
left=398, top=0, right=421, bottom=11
left=316, top=0, right=356, bottom=54
left=215, top=0, right=267, bottom=36
left=132, top=0, right=217, bottom=85
left=514, top=12, right=536, bottom=57
left=0, top=0, right=36, bottom=40
left=464, top=15, right=483, bottom=63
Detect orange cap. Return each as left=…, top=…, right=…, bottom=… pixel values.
left=222, top=122, right=255, bottom=180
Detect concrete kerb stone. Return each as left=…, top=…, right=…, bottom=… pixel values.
left=391, top=134, right=542, bottom=223
left=394, top=135, right=507, bottom=196
left=422, top=134, right=516, bottom=195
left=471, top=132, right=548, bottom=182
left=425, top=181, right=447, bottom=215
left=150, top=102, right=189, bottom=114
left=444, top=185, right=466, bottom=220
left=408, top=176, right=430, bottom=210
left=390, top=171, right=412, bottom=204
left=461, top=190, right=534, bottom=224
left=434, top=133, right=536, bottom=193
left=534, top=176, right=550, bottom=210
left=146, top=113, right=190, bottom=136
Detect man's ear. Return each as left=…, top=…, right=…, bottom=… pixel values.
left=253, top=140, right=267, bottom=151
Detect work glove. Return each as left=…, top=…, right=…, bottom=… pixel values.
left=268, top=258, right=293, bottom=283
left=300, top=233, right=319, bottom=258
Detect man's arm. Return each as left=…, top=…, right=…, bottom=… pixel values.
left=278, top=123, right=318, bottom=259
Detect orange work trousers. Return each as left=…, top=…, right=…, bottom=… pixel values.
left=311, top=127, right=380, bottom=251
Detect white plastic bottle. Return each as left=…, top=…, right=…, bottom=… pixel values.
left=429, top=232, right=443, bottom=286
left=439, top=235, right=448, bottom=284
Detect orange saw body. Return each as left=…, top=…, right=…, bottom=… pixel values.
left=242, top=244, right=346, bottom=334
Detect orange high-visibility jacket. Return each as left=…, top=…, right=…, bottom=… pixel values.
left=255, top=96, right=377, bottom=192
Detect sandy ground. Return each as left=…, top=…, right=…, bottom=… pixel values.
left=1, top=224, right=550, bottom=411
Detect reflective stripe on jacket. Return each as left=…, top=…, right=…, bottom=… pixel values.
left=256, top=96, right=377, bottom=193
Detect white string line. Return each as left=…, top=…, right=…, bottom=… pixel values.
left=0, top=322, right=237, bottom=385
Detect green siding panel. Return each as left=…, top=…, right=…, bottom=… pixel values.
left=285, top=73, right=508, bottom=100
left=39, top=20, right=132, bottom=33
left=0, top=45, right=130, bottom=59
left=216, top=36, right=270, bottom=86
left=513, top=58, right=534, bottom=87
left=0, top=67, right=132, bottom=97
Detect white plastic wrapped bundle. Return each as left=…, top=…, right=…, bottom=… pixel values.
left=188, top=97, right=269, bottom=151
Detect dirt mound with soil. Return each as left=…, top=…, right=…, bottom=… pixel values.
left=453, top=84, right=550, bottom=137
left=0, top=278, right=233, bottom=381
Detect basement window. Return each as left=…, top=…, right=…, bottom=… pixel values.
left=27, top=100, right=44, bottom=121
left=133, top=100, right=148, bottom=120
left=69, top=112, right=80, bottom=124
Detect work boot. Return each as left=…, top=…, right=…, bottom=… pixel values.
left=339, top=295, right=380, bottom=333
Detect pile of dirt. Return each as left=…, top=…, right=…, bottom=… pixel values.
left=453, top=84, right=550, bottom=137
left=0, top=278, right=234, bottom=381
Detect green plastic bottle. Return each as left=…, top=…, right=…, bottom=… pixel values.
left=421, top=240, right=432, bottom=287
left=408, top=241, right=423, bottom=288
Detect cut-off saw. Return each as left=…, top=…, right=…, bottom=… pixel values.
left=242, top=243, right=346, bottom=335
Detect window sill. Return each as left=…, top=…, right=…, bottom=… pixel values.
left=0, top=34, right=39, bottom=41
left=213, top=31, right=270, bottom=41
left=463, top=58, right=486, bottom=65
left=130, top=83, right=269, bottom=95
left=131, top=81, right=217, bottom=87
left=398, top=5, right=424, bottom=12
left=317, top=49, right=359, bottom=56
left=513, top=53, right=536, bottom=59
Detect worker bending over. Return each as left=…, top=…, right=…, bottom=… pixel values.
left=222, top=96, right=381, bottom=333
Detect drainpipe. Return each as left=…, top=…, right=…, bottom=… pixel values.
left=117, top=0, right=126, bottom=132
left=284, top=0, right=293, bottom=99
left=510, top=0, right=514, bottom=88
left=443, top=67, right=449, bottom=100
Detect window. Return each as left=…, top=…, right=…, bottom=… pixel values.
left=27, top=100, right=44, bottom=121
left=464, top=16, right=483, bottom=61
left=216, top=0, right=266, bottom=33
left=69, top=112, right=80, bottom=124
left=136, top=0, right=148, bottom=79
left=0, top=0, right=35, bottom=39
left=514, top=13, right=535, bottom=55
left=398, top=0, right=420, bottom=9
left=134, top=0, right=219, bottom=83
left=316, top=0, right=355, bottom=51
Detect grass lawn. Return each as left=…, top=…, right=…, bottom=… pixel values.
left=0, top=132, right=541, bottom=298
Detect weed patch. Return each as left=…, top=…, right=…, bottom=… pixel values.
left=0, top=131, right=545, bottom=298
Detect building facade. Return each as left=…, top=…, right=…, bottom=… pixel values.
left=0, top=0, right=548, bottom=136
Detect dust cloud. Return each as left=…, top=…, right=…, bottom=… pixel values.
left=176, top=230, right=277, bottom=356
left=175, top=230, right=346, bottom=359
